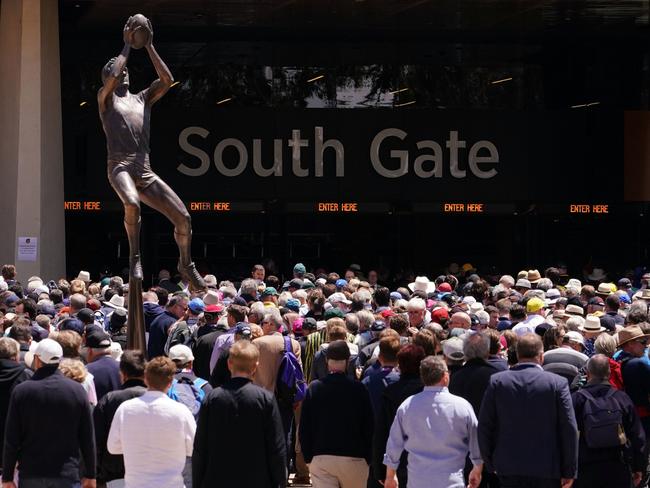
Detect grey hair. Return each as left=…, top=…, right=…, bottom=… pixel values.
left=594, top=333, right=617, bottom=357
left=536, top=278, right=553, bottom=292
left=70, top=293, right=87, bottom=310
left=407, top=297, right=426, bottom=311
left=356, top=310, right=374, bottom=330
left=420, top=355, right=448, bottom=386
left=240, top=278, right=258, bottom=296
left=0, top=337, right=19, bottom=360
left=344, top=313, right=360, bottom=334
left=166, top=294, right=187, bottom=309
left=587, top=354, right=611, bottom=381
left=263, top=313, right=283, bottom=329
left=566, top=316, right=585, bottom=331
left=463, top=332, right=490, bottom=360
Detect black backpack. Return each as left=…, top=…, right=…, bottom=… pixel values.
left=577, top=388, right=627, bottom=449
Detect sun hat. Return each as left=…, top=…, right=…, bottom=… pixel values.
left=527, top=269, right=542, bottom=283
left=565, top=304, right=585, bottom=316
left=515, top=278, right=531, bottom=289
left=617, top=325, right=650, bottom=347
left=587, top=268, right=607, bottom=282
left=408, top=276, right=437, bottom=294
left=578, top=314, right=606, bottom=333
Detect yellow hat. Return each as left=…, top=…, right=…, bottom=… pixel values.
left=527, top=297, right=545, bottom=313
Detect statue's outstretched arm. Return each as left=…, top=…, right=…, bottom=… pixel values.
left=98, top=19, right=134, bottom=112
left=143, top=19, right=174, bottom=105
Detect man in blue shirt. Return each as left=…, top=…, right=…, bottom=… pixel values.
left=384, top=355, right=483, bottom=488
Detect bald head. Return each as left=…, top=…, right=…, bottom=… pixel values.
left=587, top=354, right=611, bottom=383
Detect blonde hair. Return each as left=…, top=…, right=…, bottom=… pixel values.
left=249, top=323, right=264, bottom=340
left=59, top=358, right=87, bottom=383
left=229, top=340, right=259, bottom=374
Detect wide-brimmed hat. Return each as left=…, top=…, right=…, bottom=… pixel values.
left=527, top=269, right=542, bottom=283
left=515, top=278, right=531, bottom=289
left=578, top=314, right=606, bottom=333
left=588, top=268, right=607, bottom=282
left=104, top=294, right=126, bottom=312
left=204, top=274, right=217, bottom=288
left=596, top=282, right=616, bottom=297
left=633, top=289, right=650, bottom=301
left=203, top=290, right=220, bottom=305
left=408, top=276, right=437, bottom=294
left=565, top=304, right=585, bottom=316
left=617, top=325, right=650, bottom=347
left=566, top=278, right=582, bottom=290
left=76, top=271, right=91, bottom=282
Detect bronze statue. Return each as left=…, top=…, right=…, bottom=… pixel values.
left=98, top=15, right=205, bottom=352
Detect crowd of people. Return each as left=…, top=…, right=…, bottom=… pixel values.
left=1, top=261, right=650, bottom=488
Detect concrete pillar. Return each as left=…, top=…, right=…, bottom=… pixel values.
left=0, top=0, right=66, bottom=283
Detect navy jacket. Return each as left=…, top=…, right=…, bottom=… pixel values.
left=0, top=359, right=32, bottom=462
left=478, top=362, right=578, bottom=479
left=143, top=302, right=165, bottom=333
left=449, top=358, right=499, bottom=415
left=147, top=310, right=177, bottom=358
left=193, top=377, right=286, bottom=488
left=87, top=354, right=121, bottom=401
left=2, top=365, right=96, bottom=481
left=371, top=373, right=423, bottom=483
left=300, top=372, right=374, bottom=464
left=93, top=379, right=147, bottom=482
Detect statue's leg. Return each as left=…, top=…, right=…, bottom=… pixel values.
left=108, top=167, right=146, bottom=354
left=139, top=177, right=206, bottom=291
left=108, top=170, right=143, bottom=280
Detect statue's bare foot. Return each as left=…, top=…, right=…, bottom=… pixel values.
left=178, top=261, right=206, bottom=291
left=130, top=254, right=143, bottom=281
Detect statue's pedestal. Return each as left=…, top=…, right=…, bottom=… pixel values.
left=127, top=279, right=146, bottom=355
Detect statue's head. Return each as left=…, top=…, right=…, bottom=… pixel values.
left=101, top=58, right=129, bottom=87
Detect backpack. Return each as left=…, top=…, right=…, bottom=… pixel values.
left=276, top=336, right=307, bottom=407
left=577, top=388, right=627, bottom=449
left=164, top=321, right=192, bottom=356
left=167, top=375, right=208, bottom=418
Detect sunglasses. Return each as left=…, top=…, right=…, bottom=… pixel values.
left=636, top=339, right=648, bottom=346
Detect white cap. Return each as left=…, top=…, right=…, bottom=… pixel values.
left=33, top=339, right=63, bottom=365
left=565, top=331, right=585, bottom=346
left=169, top=344, right=194, bottom=363
left=461, top=296, right=477, bottom=306
left=328, top=292, right=352, bottom=305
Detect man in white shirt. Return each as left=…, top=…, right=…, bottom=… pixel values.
left=512, top=297, right=547, bottom=336
left=107, top=356, right=196, bottom=488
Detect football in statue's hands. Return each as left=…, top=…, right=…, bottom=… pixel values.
left=129, top=14, right=151, bottom=49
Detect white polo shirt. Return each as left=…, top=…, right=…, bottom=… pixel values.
left=107, top=390, right=196, bottom=488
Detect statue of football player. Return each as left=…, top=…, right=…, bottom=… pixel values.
left=98, top=15, right=205, bottom=291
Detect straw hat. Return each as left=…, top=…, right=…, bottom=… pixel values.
left=617, top=325, right=650, bottom=347
left=578, top=314, right=606, bottom=333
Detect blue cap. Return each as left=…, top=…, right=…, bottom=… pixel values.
left=59, top=318, right=85, bottom=336
left=188, top=298, right=205, bottom=314
left=335, top=279, right=348, bottom=289
left=619, top=294, right=631, bottom=304
left=286, top=298, right=300, bottom=312
left=390, top=291, right=402, bottom=301
left=293, top=263, right=306, bottom=275
left=371, top=320, right=386, bottom=332
left=234, top=322, right=252, bottom=337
